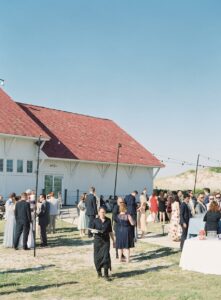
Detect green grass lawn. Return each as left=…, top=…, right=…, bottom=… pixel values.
left=0, top=219, right=221, bottom=300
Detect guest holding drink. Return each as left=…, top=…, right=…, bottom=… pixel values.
left=92, top=207, right=115, bottom=281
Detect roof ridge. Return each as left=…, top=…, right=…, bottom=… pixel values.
left=17, top=102, right=111, bottom=122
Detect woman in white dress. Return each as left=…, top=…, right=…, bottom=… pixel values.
left=3, top=197, right=17, bottom=247
left=78, top=193, right=88, bottom=237
left=137, top=193, right=148, bottom=238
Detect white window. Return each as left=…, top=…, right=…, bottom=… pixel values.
left=27, top=160, right=33, bottom=173
left=7, top=160, right=13, bottom=172
left=17, top=160, right=23, bottom=173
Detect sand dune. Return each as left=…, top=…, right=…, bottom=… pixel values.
left=154, top=168, right=221, bottom=191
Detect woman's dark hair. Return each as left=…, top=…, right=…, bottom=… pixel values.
left=170, top=195, right=180, bottom=206
left=152, top=189, right=157, bottom=196
left=40, top=194, right=47, bottom=200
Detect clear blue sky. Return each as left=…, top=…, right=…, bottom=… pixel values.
left=1, top=0, right=221, bottom=177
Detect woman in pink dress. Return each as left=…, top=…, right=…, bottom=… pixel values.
left=149, top=191, right=158, bottom=222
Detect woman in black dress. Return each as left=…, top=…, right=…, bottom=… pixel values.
left=158, top=191, right=167, bottom=224
left=203, top=200, right=221, bottom=237
left=92, top=207, right=115, bottom=280
left=115, top=203, right=135, bottom=263
left=112, top=197, right=125, bottom=258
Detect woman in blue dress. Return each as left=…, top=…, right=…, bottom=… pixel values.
left=115, top=202, right=135, bottom=263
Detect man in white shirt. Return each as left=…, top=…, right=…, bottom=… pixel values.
left=48, top=192, right=59, bottom=234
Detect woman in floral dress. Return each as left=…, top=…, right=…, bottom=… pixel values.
left=169, top=196, right=182, bottom=242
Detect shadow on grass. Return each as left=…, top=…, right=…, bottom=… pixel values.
left=0, top=281, right=78, bottom=296
left=113, top=265, right=173, bottom=279
left=43, top=224, right=93, bottom=248
left=47, top=237, right=92, bottom=248
left=0, top=265, right=55, bottom=275
left=0, top=283, right=20, bottom=289
left=131, top=247, right=179, bottom=262
left=146, top=233, right=167, bottom=238
left=55, top=227, right=78, bottom=233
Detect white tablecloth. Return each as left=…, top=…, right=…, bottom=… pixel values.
left=180, top=237, right=221, bottom=275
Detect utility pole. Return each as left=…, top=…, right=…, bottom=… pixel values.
left=193, top=154, right=200, bottom=194
left=34, top=135, right=42, bottom=257
left=113, top=143, right=122, bottom=199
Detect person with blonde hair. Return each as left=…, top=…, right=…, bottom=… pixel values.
left=115, top=203, right=135, bottom=263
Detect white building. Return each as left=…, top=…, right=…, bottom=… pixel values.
left=0, top=88, right=163, bottom=204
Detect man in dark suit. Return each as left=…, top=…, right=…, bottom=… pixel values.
left=180, top=192, right=192, bottom=251
left=14, top=192, right=32, bottom=250
left=124, top=191, right=138, bottom=241
left=38, top=194, right=50, bottom=247
left=85, top=187, right=98, bottom=238
left=124, top=191, right=138, bottom=217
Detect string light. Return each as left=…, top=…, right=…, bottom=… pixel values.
left=152, top=153, right=221, bottom=169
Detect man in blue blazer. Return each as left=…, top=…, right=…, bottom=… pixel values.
left=180, top=192, right=192, bottom=251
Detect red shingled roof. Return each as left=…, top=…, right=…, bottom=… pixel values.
left=0, top=88, right=48, bottom=139
left=18, top=102, right=163, bottom=167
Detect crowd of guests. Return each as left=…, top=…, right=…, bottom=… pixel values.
left=76, top=186, right=221, bottom=280
left=2, top=185, right=221, bottom=281
left=2, top=190, right=61, bottom=249
left=148, top=188, right=221, bottom=250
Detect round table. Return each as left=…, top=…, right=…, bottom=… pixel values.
left=180, top=237, right=221, bottom=275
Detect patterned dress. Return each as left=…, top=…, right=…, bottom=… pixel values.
left=169, top=201, right=182, bottom=241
